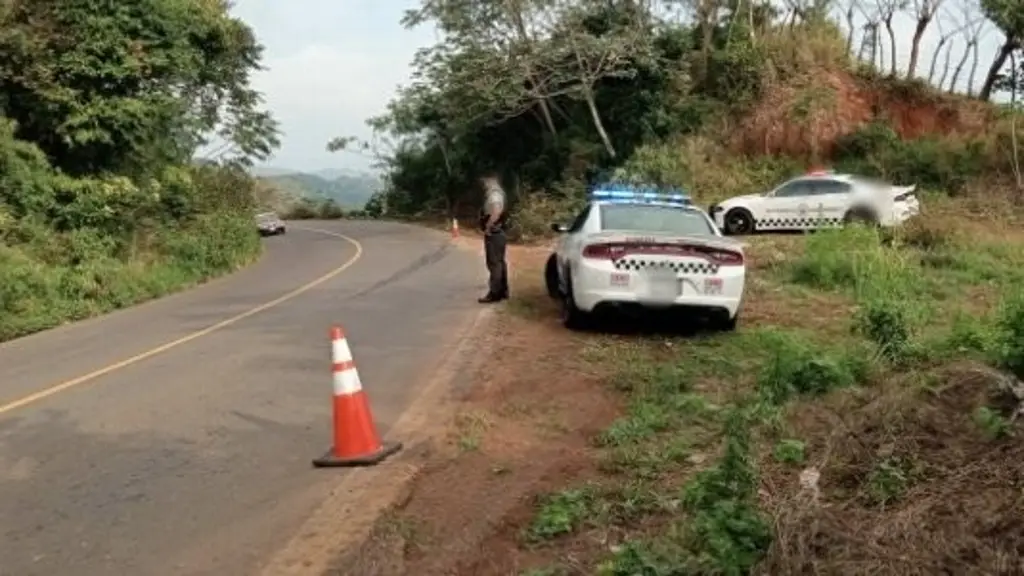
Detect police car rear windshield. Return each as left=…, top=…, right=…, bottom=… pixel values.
left=599, top=204, right=715, bottom=236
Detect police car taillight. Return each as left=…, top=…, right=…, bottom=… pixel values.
left=582, top=243, right=627, bottom=259
left=584, top=242, right=742, bottom=264
left=708, top=249, right=743, bottom=265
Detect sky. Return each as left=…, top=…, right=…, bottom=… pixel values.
left=230, top=0, right=1007, bottom=175
left=230, top=0, right=436, bottom=174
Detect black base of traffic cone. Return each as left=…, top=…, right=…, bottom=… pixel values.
left=312, top=441, right=402, bottom=468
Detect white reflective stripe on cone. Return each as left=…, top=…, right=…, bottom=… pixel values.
left=332, top=367, right=363, bottom=396
left=331, top=338, right=353, bottom=362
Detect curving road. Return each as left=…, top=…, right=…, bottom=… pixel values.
left=0, top=220, right=483, bottom=576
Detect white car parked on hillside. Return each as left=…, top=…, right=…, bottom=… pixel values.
left=545, top=185, right=746, bottom=331
left=708, top=170, right=920, bottom=235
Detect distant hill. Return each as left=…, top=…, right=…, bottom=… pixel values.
left=256, top=169, right=381, bottom=209
left=250, top=165, right=296, bottom=177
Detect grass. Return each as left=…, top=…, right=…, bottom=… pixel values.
left=0, top=212, right=261, bottom=342
left=506, top=194, right=1024, bottom=574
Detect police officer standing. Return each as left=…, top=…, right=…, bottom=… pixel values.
left=478, top=173, right=509, bottom=303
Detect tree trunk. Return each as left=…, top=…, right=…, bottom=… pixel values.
left=536, top=97, right=558, bottom=136
left=845, top=9, right=855, bottom=58
left=979, top=39, right=1017, bottom=101
left=906, top=17, right=931, bottom=79
left=583, top=86, right=616, bottom=158
left=508, top=3, right=558, bottom=138
left=696, top=0, right=718, bottom=81
left=1010, top=51, right=1022, bottom=193
left=884, top=18, right=897, bottom=75
left=949, top=41, right=972, bottom=94
left=967, top=41, right=981, bottom=97
left=876, top=31, right=884, bottom=70
left=927, top=38, right=946, bottom=83
left=938, top=40, right=954, bottom=90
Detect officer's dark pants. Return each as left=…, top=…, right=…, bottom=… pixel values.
left=484, top=229, right=509, bottom=297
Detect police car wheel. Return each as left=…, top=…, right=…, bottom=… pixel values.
left=717, top=312, right=738, bottom=332
left=723, top=208, right=754, bottom=235
left=544, top=254, right=561, bottom=299
left=843, top=207, right=877, bottom=226
left=560, top=276, right=589, bottom=330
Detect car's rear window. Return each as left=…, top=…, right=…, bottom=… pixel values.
left=599, top=204, right=715, bottom=236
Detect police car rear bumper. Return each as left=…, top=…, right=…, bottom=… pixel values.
left=572, top=260, right=743, bottom=318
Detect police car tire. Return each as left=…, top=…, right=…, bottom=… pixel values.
left=560, top=275, right=589, bottom=330
left=723, top=208, right=755, bottom=235
left=843, top=207, right=877, bottom=226
left=718, top=313, right=738, bottom=332
left=544, top=254, right=561, bottom=299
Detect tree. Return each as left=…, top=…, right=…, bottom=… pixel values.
left=906, top=0, right=944, bottom=79
left=402, top=0, right=561, bottom=137
left=838, top=0, right=860, bottom=56
left=948, top=0, right=988, bottom=94
left=876, top=0, right=907, bottom=75
left=978, top=0, right=1024, bottom=100
left=937, top=32, right=957, bottom=89
left=538, top=0, right=654, bottom=158
left=926, top=9, right=964, bottom=85
left=854, top=0, right=886, bottom=69
left=0, top=0, right=278, bottom=176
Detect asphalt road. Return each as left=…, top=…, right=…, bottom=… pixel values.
left=0, top=220, right=483, bottom=576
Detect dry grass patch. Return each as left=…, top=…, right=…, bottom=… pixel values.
left=760, top=363, right=1024, bottom=575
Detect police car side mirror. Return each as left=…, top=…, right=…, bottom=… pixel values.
left=550, top=222, right=568, bottom=233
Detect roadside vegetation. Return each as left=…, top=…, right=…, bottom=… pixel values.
left=330, top=0, right=1024, bottom=573
left=0, top=0, right=278, bottom=342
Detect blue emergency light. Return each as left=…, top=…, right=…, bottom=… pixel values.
left=587, top=181, right=691, bottom=205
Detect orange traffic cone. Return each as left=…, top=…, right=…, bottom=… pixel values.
left=451, top=218, right=459, bottom=238
left=313, top=326, right=402, bottom=467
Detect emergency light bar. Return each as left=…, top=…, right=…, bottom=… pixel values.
left=587, top=182, right=691, bottom=205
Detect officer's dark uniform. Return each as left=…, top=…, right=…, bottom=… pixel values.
left=478, top=188, right=509, bottom=303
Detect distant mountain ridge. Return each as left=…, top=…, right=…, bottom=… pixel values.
left=252, top=166, right=380, bottom=209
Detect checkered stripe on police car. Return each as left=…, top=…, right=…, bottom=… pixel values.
left=755, top=216, right=843, bottom=228
left=613, top=259, right=720, bottom=274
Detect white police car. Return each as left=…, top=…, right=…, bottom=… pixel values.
left=545, top=184, right=746, bottom=331
left=708, top=170, right=920, bottom=235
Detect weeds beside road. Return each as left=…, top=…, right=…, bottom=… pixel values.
left=333, top=195, right=1024, bottom=575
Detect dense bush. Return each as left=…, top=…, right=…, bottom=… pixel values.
left=832, top=122, right=988, bottom=193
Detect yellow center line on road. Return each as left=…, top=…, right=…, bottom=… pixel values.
left=0, top=226, right=362, bottom=417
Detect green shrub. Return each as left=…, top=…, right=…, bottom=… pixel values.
left=790, top=227, right=922, bottom=300
left=854, top=298, right=913, bottom=363
left=832, top=122, right=986, bottom=193
left=994, top=294, right=1024, bottom=379
left=756, top=330, right=871, bottom=406
left=526, top=487, right=597, bottom=542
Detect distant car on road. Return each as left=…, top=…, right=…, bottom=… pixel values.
left=255, top=212, right=286, bottom=236
left=708, top=170, right=920, bottom=235
left=545, top=184, right=746, bottom=331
